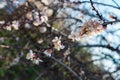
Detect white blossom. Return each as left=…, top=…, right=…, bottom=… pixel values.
left=0, top=21, right=5, bottom=24
left=40, top=15, right=48, bottom=23
left=24, top=23, right=31, bottom=29
left=37, top=39, right=43, bottom=44
left=33, top=20, right=41, bottom=26
left=52, top=36, right=65, bottom=51
left=26, top=50, right=35, bottom=60
left=12, top=20, right=19, bottom=30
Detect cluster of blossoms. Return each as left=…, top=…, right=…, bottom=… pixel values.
left=32, top=10, right=49, bottom=26
left=3, top=10, right=49, bottom=31
left=26, top=50, right=43, bottom=65
left=26, top=49, right=53, bottom=64
left=68, top=20, right=105, bottom=42
left=52, top=36, right=65, bottom=51
left=26, top=36, right=66, bottom=64
left=2, top=0, right=49, bottom=31
left=3, top=20, right=20, bottom=31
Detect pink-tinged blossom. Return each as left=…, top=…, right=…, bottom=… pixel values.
left=40, top=15, right=48, bottom=23
left=68, top=20, right=105, bottom=42
left=26, top=12, right=33, bottom=20
left=6, top=25, right=12, bottom=31
left=52, top=36, right=65, bottom=51
left=43, top=49, right=52, bottom=57
left=78, top=20, right=104, bottom=37
left=26, top=50, right=43, bottom=64
left=33, top=58, right=43, bottom=64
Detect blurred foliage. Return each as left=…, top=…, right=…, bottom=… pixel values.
left=0, top=28, right=103, bottom=80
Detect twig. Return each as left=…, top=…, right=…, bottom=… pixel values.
left=73, top=1, right=120, bottom=10
left=102, top=20, right=120, bottom=25
left=89, top=0, right=104, bottom=21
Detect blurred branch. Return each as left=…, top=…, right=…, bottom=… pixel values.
left=102, top=20, right=120, bottom=25
left=35, top=62, right=58, bottom=80
left=51, top=56, right=83, bottom=80
left=77, top=44, right=120, bottom=53
left=55, top=16, right=82, bottom=22
left=112, top=0, right=120, bottom=7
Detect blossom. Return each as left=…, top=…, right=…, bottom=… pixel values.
left=68, top=31, right=78, bottom=41
left=6, top=25, right=12, bottom=31
left=68, top=20, right=105, bottom=42
left=33, top=20, right=41, bottom=26
left=12, top=20, right=19, bottom=30
left=26, top=12, right=33, bottom=20
left=37, top=39, right=43, bottom=44
left=52, top=36, right=65, bottom=51
left=43, top=49, right=52, bottom=57
left=40, top=15, right=48, bottom=23
left=26, top=50, right=43, bottom=64
left=63, top=48, right=71, bottom=57
left=0, top=21, right=5, bottom=24
left=24, top=23, right=31, bottom=29
left=26, top=50, right=35, bottom=60
left=33, top=58, right=43, bottom=64
left=80, top=20, right=103, bottom=36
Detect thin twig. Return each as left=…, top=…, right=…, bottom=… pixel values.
left=89, top=0, right=104, bottom=21
left=73, top=1, right=120, bottom=10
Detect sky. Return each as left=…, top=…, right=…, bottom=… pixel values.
left=79, top=0, right=120, bottom=78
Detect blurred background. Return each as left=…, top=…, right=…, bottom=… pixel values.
left=0, top=0, right=120, bottom=80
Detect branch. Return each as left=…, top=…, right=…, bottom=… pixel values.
left=112, top=0, right=120, bottom=7
left=51, top=56, right=83, bottom=80
left=77, top=44, right=120, bottom=53
left=102, top=20, right=120, bottom=25
left=35, top=62, right=58, bottom=80
left=90, top=0, right=104, bottom=21
left=73, top=1, right=120, bottom=10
